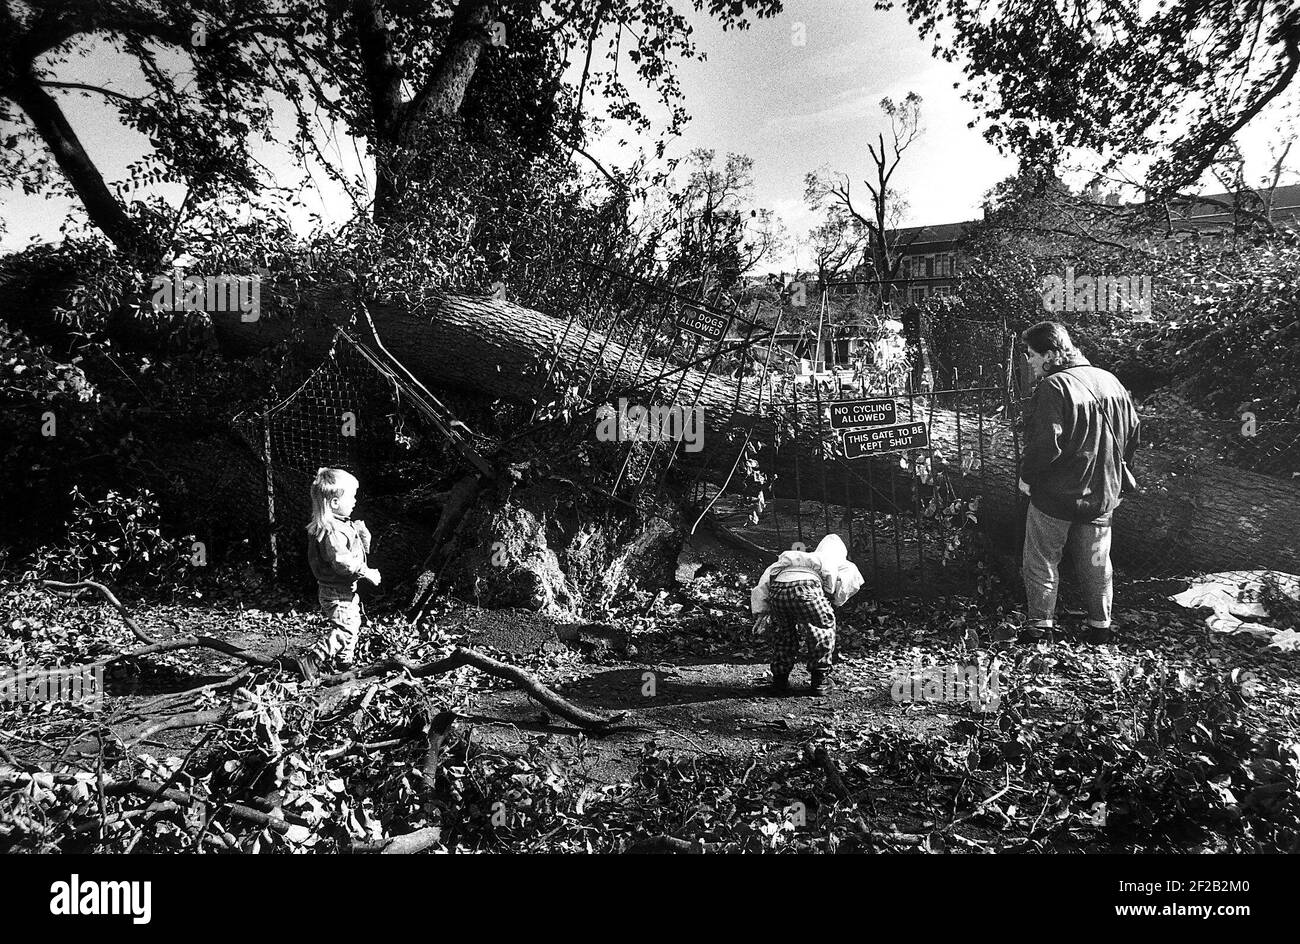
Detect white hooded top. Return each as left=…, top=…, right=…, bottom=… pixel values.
left=750, top=534, right=865, bottom=614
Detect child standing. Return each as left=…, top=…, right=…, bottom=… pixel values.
left=299, top=468, right=381, bottom=679
left=751, top=534, right=863, bottom=696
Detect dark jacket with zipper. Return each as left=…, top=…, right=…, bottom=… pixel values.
left=1021, top=353, right=1141, bottom=524
left=307, top=515, right=370, bottom=592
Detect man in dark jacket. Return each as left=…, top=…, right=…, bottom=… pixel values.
left=1019, top=322, right=1140, bottom=642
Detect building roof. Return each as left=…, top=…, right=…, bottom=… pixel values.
left=878, top=183, right=1300, bottom=249
left=1166, top=183, right=1300, bottom=229
left=888, top=219, right=980, bottom=249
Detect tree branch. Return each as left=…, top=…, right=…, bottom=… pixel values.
left=40, top=579, right=157, bottom=643
left=5, top=68, right=156, bottom=258
left=349, top=0, right=406, bottom=143
left=37, top=81, right=142, bottom=105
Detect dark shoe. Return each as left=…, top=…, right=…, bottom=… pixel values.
left=809, top=671, right=834, bottom=697
left=1018, top=623, right=1054, bottom=644
left=992, top=621, right=1019, bottom=643
left=759, top=672, right=791, bottom=695
left=1084, top=623, right=1113, bottom=645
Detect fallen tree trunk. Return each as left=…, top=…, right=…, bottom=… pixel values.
left=217, top=287, right=1300, bottom=577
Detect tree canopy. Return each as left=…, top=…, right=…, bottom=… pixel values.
left=1, top=0, right=784, bottom=263
left=887, top=0, right=1300, bottom=194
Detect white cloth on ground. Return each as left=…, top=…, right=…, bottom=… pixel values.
left=1170, top=571, right=1300, bottom=651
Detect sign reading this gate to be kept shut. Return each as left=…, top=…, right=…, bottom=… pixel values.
left=828, top=398, right=897, bottom=430
left=843, top=421, right=929, bottom=458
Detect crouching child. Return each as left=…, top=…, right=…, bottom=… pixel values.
left=751, top=534, right=864, bottom=696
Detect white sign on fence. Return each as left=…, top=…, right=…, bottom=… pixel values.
left=829, top=398, right=897, bottom=430
left=676, top=305, right=730, bottom=343
left=842, top=421, right=929, bottom=458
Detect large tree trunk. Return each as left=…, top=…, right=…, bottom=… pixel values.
left=220, top=287, right=1300, bottom=579
left=6, top=70, right=157, bottom=260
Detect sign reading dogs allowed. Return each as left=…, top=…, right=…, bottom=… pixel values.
left=843, top=421, right=929, bottom=458
left=676, top=305, right=729, bottom=343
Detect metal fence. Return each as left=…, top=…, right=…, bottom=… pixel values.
left=689, top=372, right=1013, bottom=597
left=227, top=260, right=1300, bottom=595
left=525, top=266, right=1021, bottom=596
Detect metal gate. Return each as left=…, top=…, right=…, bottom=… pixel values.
left=524, top=264, right=1020, bottom=595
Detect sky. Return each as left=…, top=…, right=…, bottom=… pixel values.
left=2, top=1, right=1293, bottom=272
left=579, top=1, right=1018, bottom=272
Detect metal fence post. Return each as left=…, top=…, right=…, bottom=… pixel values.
left=262, top=412, right=279, bottom=579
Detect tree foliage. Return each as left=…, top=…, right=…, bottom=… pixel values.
left=1, top=0, right=785, bottom=264
left=887, top=0, right=1300, bottom=194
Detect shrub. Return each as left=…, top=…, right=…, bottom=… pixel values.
left=29, top=485, right=193, bottom=591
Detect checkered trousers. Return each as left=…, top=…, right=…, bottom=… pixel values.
left=768, top=578, right=836, bottom=676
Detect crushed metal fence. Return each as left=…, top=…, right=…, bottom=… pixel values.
left=524, top=265, right=1021, bottom=596
left=689, top=372, right=1014, bottom=597
left=225, top=261, right=1300, bottom=593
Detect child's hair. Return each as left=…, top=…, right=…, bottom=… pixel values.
left=306, top=467, right=359, bottom=540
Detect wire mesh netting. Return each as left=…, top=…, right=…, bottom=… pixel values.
left=231, top=330, right=432, bottom=585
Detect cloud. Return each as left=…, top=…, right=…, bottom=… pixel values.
left=769, top=61, right=957, bottom=131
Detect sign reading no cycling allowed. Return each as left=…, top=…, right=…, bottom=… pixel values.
left=843, top=421, right=929, bottom=458
left=828, top=398, right=897, bottom=429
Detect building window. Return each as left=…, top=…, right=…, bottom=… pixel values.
left=925, top=256, right=935, bottom=278
left=909, top=286, right=929, bottom=305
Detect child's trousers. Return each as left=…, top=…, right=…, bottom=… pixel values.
left=768, top=578, right=836, bottom=678
left=313, top=585, right=361, bottom=665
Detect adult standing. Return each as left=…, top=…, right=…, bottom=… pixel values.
left=1018, top=322, right=1141, bottom=643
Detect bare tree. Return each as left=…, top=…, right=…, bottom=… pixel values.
left=659, top=149, right=781, bottom=293
left=805, top=92, right=925, bottom=305
left=806, top=206, right=860, bottom=286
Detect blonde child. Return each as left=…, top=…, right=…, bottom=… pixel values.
left=298, top=468, right=381, bottom=679
left=751, top=534, right=863, bottom=696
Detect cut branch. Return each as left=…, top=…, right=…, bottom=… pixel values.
left=41, top=579, right=157, bottom=643
left=322, top=646, right=625, bottom=734
left=351, top=826, right=443, bottom=854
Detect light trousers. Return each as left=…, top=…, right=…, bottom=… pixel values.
left=1022, top=503, right=1112, bottom=629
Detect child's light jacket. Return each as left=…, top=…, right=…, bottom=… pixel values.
left=750, top=534, right=864, bottom=614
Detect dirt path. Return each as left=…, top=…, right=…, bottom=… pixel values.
left=463, top=612, right=954, bottom=785
left=8, top=570, right=1296, bottom=806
